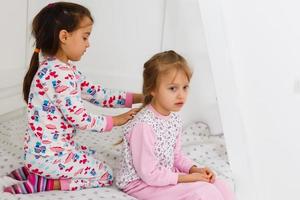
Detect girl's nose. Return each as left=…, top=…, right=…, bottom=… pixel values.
left=177, top=90, right=185, bottom=99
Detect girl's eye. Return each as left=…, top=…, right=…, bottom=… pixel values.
left=169, top=87, right=176, bottom=91
left=183, top=85, right=189, bottom=90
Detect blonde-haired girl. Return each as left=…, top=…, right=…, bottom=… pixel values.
left=116, top=50, right=235, bottom=200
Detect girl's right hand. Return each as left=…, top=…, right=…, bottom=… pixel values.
left=178, top=173, right=211, bottom=183
left=112, top=108, right=140, bottom=126
left=191, top=173, right=211, bottom=182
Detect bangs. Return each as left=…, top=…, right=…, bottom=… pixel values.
left=158, top=61, right=193, bottom=83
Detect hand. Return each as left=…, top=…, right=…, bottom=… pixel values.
left=189, top=166, right=216, bottom=183
left=190, top=173, right=212, bottom=183
left=200, top=167, right=216, bottom=183
left=112, top=108, right=140, bottom=126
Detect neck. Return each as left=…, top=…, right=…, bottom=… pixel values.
left=150, top=101, right=171, bottom=116
left=55, top=50, right=68, bottom=64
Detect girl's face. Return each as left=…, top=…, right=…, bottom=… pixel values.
left=58, top=16, right=93, bottom=62
left=151, top=69, right=190, bottom=116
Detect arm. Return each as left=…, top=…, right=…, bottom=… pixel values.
left=132, top=93, right=144, bottom=104
left=47, top=69, right=113, bottom=132
left=130, top=123, right=178, bottom=186
left=77, top=70, right=143, bottom=107
left=130, top=123, right=211, bottom=185
left=174, top=132, right=213, bottom=183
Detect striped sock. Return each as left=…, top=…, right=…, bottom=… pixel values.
left=3, top=173, right=55, bottom=194
left=7, top=166, right=30, bottom=181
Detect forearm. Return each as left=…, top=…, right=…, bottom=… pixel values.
left=177, top=174, right=199, bottom=183
left=132, top=93, right=144, bottom=104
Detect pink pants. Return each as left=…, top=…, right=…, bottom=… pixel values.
left=126, top=179, right=235, bottom=200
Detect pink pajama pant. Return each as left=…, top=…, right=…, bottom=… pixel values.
left=126, top=179, right=235, bottom=200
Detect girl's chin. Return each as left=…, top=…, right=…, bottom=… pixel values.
left=70, top=57, right=81, bottom=62
left=170, top=107, right=183, bottom=112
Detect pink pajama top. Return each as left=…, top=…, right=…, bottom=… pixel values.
left=116, top=105, right=195, bottom=191
left=24, top=56, right=133, bottom=158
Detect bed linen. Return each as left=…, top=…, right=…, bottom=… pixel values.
left=0, top=115, right=234, bottom=200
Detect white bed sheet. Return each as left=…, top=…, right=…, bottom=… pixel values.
left=0, top=115, right=234, bottom=200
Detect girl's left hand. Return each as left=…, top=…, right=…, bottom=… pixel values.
left=189, top=166, right=216, bottom=183
left=200, top=167, right=216, bottom=183
left=112, top=108, right=140, bottom=126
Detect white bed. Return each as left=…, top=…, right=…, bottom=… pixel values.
left=0, top=113, right=234, bottom=200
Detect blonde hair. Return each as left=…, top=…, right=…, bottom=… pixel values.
left=142, top=50, right=192, bottom=106
left=115, top=50, right=192, bottom=146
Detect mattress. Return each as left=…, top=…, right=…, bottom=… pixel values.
left=0, top=114, right=234, bottom=200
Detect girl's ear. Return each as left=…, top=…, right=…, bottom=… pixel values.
left=59, top=30, right=69, bottom=44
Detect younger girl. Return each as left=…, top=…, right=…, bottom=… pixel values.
left=4, top=2, right=142, bottom=194
left=116, top=50, right=235, bottom=200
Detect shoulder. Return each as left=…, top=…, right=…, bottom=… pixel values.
left=123, top=106, right=155, bottom=132
left=41, top=57, right=74, bottom=75
left=132, top=106, right=156, bottom=125
left=37, top=58, right=78, bottom=85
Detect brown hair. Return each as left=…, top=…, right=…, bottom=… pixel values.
left=23, top=2, right=94, bottom=103
left=115, top=50, right=192, bottom=145
left=142, top=50, right=192, bottom=106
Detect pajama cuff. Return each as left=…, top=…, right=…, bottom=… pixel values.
left=173, top=173, right=180, bottom=184
left=125, top=93, right=133, bottom=108
left=60, top=179, right=71, bottom=191
left=104, top=116, right=113, bottom=131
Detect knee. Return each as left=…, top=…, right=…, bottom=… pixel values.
left=213, top=179, right=228, bottom=186
left=195, top=182, right=224, bottom=200
left=98, top=164, right=113, bottom=186
left=213, top=179, right=236, bottom=200
left=103, top=164, right=113, bottom=178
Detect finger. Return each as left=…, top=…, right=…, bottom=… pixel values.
left=200, top=174, right=210, bottom=182
left=208, top=172, right=215, bottom=183
left=205, top=170, right=210, bottom=176
left=205, top=173, right=212, bottom=182
left=129, top=109, right=138, bottom=116
left=210, top=175, right=216, bottom=183
left=212, top=173, right=216, bottom=181
left=201, top=177, right=210, bottom=183
left=130, top=108, right=140, bottom=113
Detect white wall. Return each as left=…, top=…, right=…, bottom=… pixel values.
left=199, top=0, right=300, bottom=199
left=163, top=0, right=223, bottom=135
left=26, top=0, right=222, bottom=134
left=0, top=1, right=27, bottom=115
left=27, top=0, right=165, bottom=91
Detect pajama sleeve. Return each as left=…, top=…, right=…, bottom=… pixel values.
left=173, top=133, right=196, bottom=173
left=47, top=68, right=113, bottom=132
left=77, top=70, right=133, bottom=108
left=129, top=123, right=179, bottom=186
